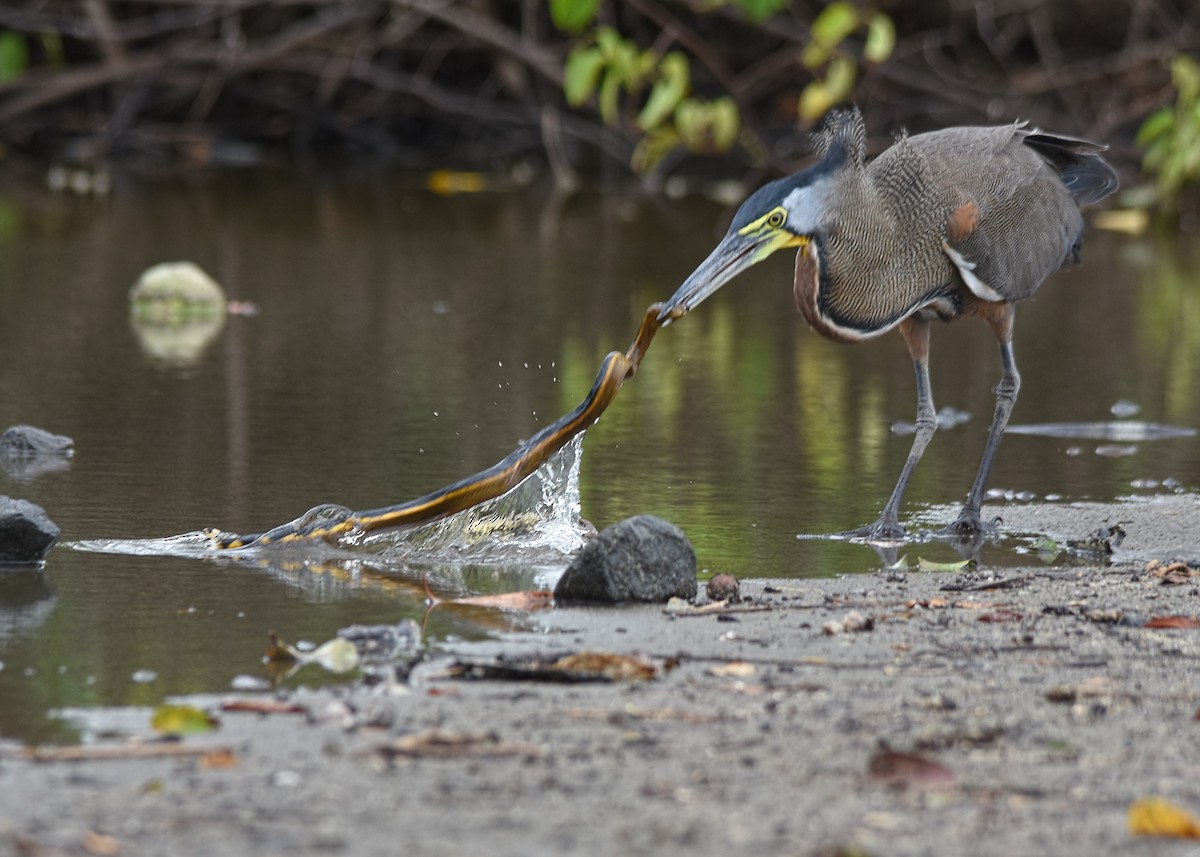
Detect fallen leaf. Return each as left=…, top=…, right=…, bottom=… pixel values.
left=372, top=728, right=541, bottom=762
left=977, top=610, right=1024, bottom=623
left=150, top=705, right=218, bottom=735
left=307, top=637, right=361, bottom=672
left=447, top=651, right=660, bottom=683
left=21, top=744, right=236, bottom=762
left=554, top=651, right=657, bottom=681
left=83, top=831, right=121, bottom=856
left=1145, top=560, right=1200, bottom=585
left=1128, top=796, right=1200, bottom=838
left=199, top=748, right=239, bottom=770
left=219, top=699, right=308, bottom=715
left=917, top=557, right=974, bottom=572
left=449, top=590, right=554, bottom=610
left=265, top=633, right=360, bottom=673
left=867, top=747, right=956, bottom=789
left=822, top=610, right=874, bottom=635
left=707, top=661, right=757, bottom=678
left=1144, top=615, right=1200, bottom=629
left=1046, top=675, right=1114, bottom=703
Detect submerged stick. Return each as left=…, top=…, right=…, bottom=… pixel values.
left=207, top=302, right=679, bottom=549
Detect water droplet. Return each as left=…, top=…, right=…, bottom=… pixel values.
left=131, top=669, right=157, bottom=684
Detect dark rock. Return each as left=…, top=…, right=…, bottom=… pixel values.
left=0, top=496, right=61, bottom=564
left=555, top=515, right=697, bottom=604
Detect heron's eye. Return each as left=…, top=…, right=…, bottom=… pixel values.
left=766, top=210, right=786, bottom=228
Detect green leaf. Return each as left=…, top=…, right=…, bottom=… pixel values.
left=916, top=557, right=975, bottom=572
left=598, top=69, right=622, bottom=125
left=1170, top=54, right=1200, bottom=108
left=0, top=32, right=28, bottom=82
left=1136, top=107, right=1175, bottom=147
left=798, top=58, right=855, bottom=122
left=864, top=13, right=895, bottom=63
left=811, top=2, right=860, bottom=49
left=550, top=0, right=599, bottom=34
left=595, top=26, right=622, bottom=58
left=151, top=704, right=218, bottom=735
left=637, top=52, right=689, bottom=132
left=564, top=47, right=606, bottom=106
left=632, top=126, right=682, bottom=173
left=734, top=0, right=789, bottom=24
left=674, top=97, right=741, bottom=154
left=708, top=96, right=741, bottom=150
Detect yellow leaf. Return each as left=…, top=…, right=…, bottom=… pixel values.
left=1129, top=797, right=1200, bottom=838
left=426, top=169, right=487, bottom=196
left=151, top=704, right=218, bottom=735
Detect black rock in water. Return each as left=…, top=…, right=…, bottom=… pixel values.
left=0, top=496, right=61, bottom=565
left=555, top=515, right=697, bottom=604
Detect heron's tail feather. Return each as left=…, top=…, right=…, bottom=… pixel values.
left=1025, top=131, right=1120, bottom=206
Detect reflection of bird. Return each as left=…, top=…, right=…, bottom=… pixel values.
left=660, top=106, right=1118, bottom=540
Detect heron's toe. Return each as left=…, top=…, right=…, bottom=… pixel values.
left=835, top=518, right=908, bottom=544
left=938, top=512, right=1001, bottom=539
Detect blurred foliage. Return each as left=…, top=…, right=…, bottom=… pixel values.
left=1138, top=54, right=1200, bottom=216
left=0, top=31, right=28, bottom=81
left=553, top=0, right=891, bottom=171
left=797, top=2, right=894, bottom=121
left=0, top=0, right=1194, bottom=204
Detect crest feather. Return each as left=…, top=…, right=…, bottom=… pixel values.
left=811, top=105, right=867, bottom=169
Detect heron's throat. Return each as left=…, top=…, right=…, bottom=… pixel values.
left=754, top=230, right=809, bottom=263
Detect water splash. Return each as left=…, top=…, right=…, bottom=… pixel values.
left=72, top=433, right=590, bottom=566
left=356, top=433, right=589, bottom=563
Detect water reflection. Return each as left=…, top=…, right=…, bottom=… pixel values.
left=0, top=171, right=1197, bottom=743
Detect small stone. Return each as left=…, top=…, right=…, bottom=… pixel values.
left=706, top=573, right=740, bottom=602
left=0, top=496, right=60, bottom=564
left=554, top=515, right=697, bottom=604
left=0, top=425, right=74, bottom=456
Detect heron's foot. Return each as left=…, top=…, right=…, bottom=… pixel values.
left=834, top=517, right=908, bottom=544
left=936, top=510, right=1001, bottom=540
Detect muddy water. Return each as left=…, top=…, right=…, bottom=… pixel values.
left=0, top=171, right=1197, bottom=743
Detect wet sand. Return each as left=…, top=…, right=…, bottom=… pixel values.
left=2, top=496, right=1199, bottom=856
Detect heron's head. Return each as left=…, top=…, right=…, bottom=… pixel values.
left=658, top=168, right=834, bottom=323
left=659, top=107, right=864, bottom=324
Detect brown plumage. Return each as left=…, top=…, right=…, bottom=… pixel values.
left=660, top=106, right=1118, bottom=541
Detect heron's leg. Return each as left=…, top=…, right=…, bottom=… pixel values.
left=841, top=317, right=936, bottom=541
left=943, top=305, right=1021, bottom=536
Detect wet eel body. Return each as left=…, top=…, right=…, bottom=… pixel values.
left=207, top=303, right=673, bottom=550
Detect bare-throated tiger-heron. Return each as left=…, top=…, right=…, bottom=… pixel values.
left=659, top=106, right=1119, bottom=541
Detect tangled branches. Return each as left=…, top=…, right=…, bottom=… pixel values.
left=0, top=0, right=1195, bottom=179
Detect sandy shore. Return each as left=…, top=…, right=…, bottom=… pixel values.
left=2, top=495, right=1199, bottom=856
